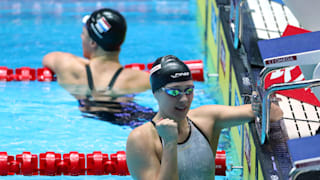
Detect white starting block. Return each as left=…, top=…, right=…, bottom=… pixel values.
left=257, top=30, right=320, bottom=145
left=257, top=26, right=320, bottom=180
left=288, top=134, right=320, bottom=179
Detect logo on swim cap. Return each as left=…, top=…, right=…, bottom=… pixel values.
left=93, top=17, right=112, bottom=38
left=170, top=72, right=190, bottom=78
left=82, top=8, right=127, bottom=51
left=150, top=55, right=193, bottom=93
left=150, top=64, right=161, bottom=75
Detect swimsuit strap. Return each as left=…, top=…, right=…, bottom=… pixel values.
left=107, top=67, right=124, bottom=90
left=151, top=118, right=191, bottom=146
left=151, top=120, right=156, bottom=127
left=188, top=118, right=211, bottom=147
left=85, top=64, right=95, bottom=91
left=178, top=117, right=192, bottom=145
left=150, top=120, right=163, bottom=148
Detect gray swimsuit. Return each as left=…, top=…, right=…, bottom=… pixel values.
left=152, top=118, right=215, bottom=179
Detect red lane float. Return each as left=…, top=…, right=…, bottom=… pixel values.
left=215, top=150, right=226, bottom=176
left=0, top=151, right=129, bottom=176
left=0, top=67, right=55, bottom=82
left=0, top=152, right=16, bottom=176
left=16, top=152, right=38, bottom=176
left=15, top=67, right=36, bottom=81
left=86, top=151, right=108, bottom=175
left=0, top=60, right=204, bottom=82
left=0, top=67, right=14, bottom=81
left=63, top=152, right=86, bottom=176
left=39, top=152, right=62, bottom=176
left=0, top=150, right=226, bottom=176
left=37, top=67, right=56, bottom=82
left=184, top=60, right=204, bottom=81
left=124, top=63, right=145, bottom=71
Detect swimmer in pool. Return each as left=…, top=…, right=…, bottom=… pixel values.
left=42, top=8, right=154, bottom=126
left=126, top=55, right=283, bottom=179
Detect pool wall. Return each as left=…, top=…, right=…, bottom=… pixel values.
left=196, top=0, right=265, bottom=179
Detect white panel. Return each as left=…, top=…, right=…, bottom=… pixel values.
left=276, top=94, right=300, bottom=139
left=251, top=13, right=267, bottom=31
left=256, top=29, right=269, bottom=39
left=247, top=0, right=269, bottom=39
left=283, top=6, right=300, bottom=27
left=302, top=102, right=320, bottom=135
left=247, top=0, right=258, bottom=10
left=290, top=98, right=312, bottom=137
left=270, top=1, right=288, bottom=33
left=259, top=0, right=278, bottom=33
left=269, top=31, right=281, bottom=39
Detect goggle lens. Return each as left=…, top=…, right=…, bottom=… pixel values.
left=162, top=86, right=194, bottom=97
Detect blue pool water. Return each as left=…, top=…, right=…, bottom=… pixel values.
left=0, top=0, right=240, bottom=179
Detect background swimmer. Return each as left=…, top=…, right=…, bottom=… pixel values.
left=42, top=8, right=154, bottom=126
left=126, top=55, right=283, bottom=179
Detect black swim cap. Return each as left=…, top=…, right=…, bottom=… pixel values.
left=83, top=8, right=127, bottom=51
left=150, top=55, right=192, bottom=93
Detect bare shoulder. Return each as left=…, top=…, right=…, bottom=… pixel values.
left=126, top=122, right=160, bottom=179
left=188, top=105, right=219, bottom=128
left=127, top=123, right=152, bottom=145
left=43, top=52, right=76, bottom=64
left=43, top=52, right=89, bottom=84
left=121, top=69, right=151, bottom=90
left=126, top=123, right=155, bottom=160
left=123, top=69, right=150, bottom=80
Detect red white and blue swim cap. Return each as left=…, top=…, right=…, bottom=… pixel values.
left=82, top=8, right=127, bottom=51
left=150, top=55, right=192, bottom=93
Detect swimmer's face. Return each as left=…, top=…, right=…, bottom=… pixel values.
left=81, top=27, right=92, bottom=59
left=155, top=80, right=194, bottom=121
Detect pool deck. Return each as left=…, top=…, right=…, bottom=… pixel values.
left=245, top=0, right=320, bottom=179
left=206, top=0, right=320, bottom=179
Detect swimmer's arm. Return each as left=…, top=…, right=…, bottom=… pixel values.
left=214, top=103, right=283, bottom=128
left=191, top=104, right=255, bottom=129
left=43, top=52, right=67, bottom=73
left=42, top=52, right=88, bottom=82
left=215, top=104, right=257, bottom=128
left=193, top=103, right=283, bottom=129
left=126, top=129, right=178, bottom=180
left=43, top=52, right=84, bottom=73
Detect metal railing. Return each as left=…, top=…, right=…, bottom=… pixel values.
left=259, top=78, right=320, bottom=144
left=259, top=67, right=289, bottom=88
left=289, top=157, right=320, bottom=180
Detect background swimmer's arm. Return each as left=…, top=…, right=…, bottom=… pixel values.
left=42, top=52, right=87, bottom=83
left=126, top=128, right=178, bottom=180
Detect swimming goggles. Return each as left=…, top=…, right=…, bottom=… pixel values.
left=161, top=86, right=194, bottom=97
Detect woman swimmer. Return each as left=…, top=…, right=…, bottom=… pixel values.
left=126, top=55, right=283, bottom=179
left=42, top=8, right=154, bottom=126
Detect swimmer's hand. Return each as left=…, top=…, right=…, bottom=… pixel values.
left=251, top=91, right=261, bottom=117
left=156, top=118, right=178, bottom=143
left=270, top=102, right=283, bottom=122
left=251, top=91, right=283, bottom=122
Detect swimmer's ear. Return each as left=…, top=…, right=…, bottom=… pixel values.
left=89, top=38, right=97, bottom=47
